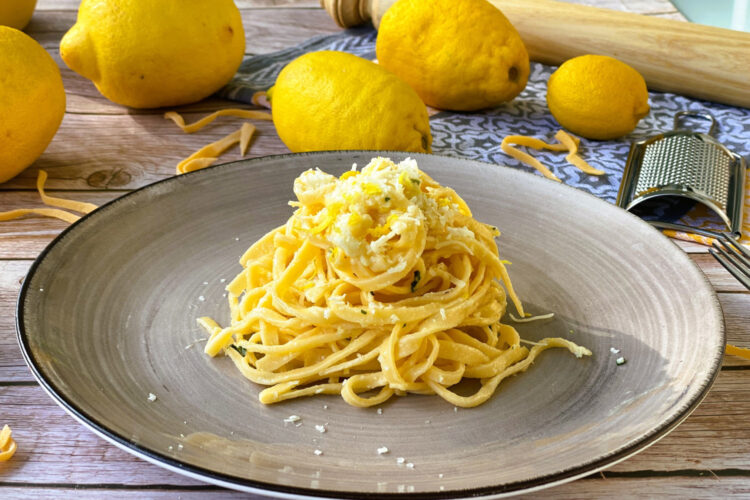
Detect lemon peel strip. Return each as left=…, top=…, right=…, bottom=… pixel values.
left=181, top=158, right=220, bottom=174
left=0, top=208, right=80, bottom=224
left=726, top=344, right=750, bottom=360
left=500, top=136, right=561, bottom=182
left=501, top=131, right=604, bottom=181
left=164, top=109, right=272, bottom=134
left=661, top=229, right=716, bottom=247
left=0, top=170, right=97, bottom=224
left=240, top=122, right=256, bottom=156
left=0, top=425, right=17, bottom=462
left=251, top=91, right=269, bottom=108
left=36, top=170, right=98, bottom=214
left=0, top=425, right=12, bottom=449
left=176, top=128, right=243, bottom=174
left=554, top=130, right=605, bottom=176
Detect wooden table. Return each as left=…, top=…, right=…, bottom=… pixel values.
left=2, top=0, right=749, bottom=498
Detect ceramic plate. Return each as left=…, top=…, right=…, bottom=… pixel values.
left=17, top=152, right=724, bottom=498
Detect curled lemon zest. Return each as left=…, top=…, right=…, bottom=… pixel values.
left=340, top=171, right=359, bottom=181
left=164, top=109, right=271, bottom=134
left=554, top=130, right=605, bottom=175
left=0, top=170, right=98, bottom=224
left=0, top=207, right=79, bottom=224
left=0, top=425, right=17, bottom=462
left=501, top=136, right=561, bottom=182
left=176, top=128, right=243, bottom=174
left=726, top=344, right=750, bottom=360
left=167, top=109, right=270, bottom=174
left=501, top=130, right=604, bottom=181
left=36, top=170, right=97, bottom=214
left=240, top=122, right=256, bottom=157
left=180, top=157, right=219, bottom=174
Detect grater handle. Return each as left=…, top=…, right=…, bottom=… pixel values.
left=673, top=111, right=717, bottom=136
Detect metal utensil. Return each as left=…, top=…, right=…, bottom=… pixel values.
left=616, top=111, right=746, bottom=239
left=710, top=232, right=750, bottom=290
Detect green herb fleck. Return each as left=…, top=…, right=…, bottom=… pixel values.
left=360, top=309, right=367, bottom=315
left=384, top=196, right=391, bottom=202
left=410, top=178, right=421, bottom=185
left=369, top=291, right=375, bottom=296
left=410, top=270, right=421, bottom=292
left=230, top=344, right=247, bottom=356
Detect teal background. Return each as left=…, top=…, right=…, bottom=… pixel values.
left=672, top=0, right=750, bottom=31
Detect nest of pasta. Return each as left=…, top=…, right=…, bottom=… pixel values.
left=199, top=157, right=589, bottom=407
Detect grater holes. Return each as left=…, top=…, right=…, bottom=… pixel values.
left=635, top=135, right=732, bottom=209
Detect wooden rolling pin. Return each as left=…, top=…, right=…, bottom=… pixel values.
left=321, top=0, right=750, bottom=109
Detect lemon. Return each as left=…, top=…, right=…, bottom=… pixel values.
left=546, top=55, right=650, bottom=140
left=375, top=0, right=529, bottom=111
left=0, top=0, right=37, bottom=30
left=0, top=26, right=65, bottom=184
left=270, top=51, right=431, bottom=153
left=60, top=0, right=245, bottom=109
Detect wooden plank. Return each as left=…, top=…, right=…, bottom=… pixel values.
left=0, top=261, right=32, bottom=382
left=34, top=0, right=322, bottom=10
left=0, top=191, right=121, bottom=259
left=0, top=386, right=204, bottom=486
left=564, top=0, right=680, bottom=15
left=0, top=489, right=246, bottom=500
left=0, top=112, right=283, bottom=192
left=539, top=476, right=750, bottom=498
left=691, top=253, right=750, bottom=293
left=0, top=489, right=241, bottom=499
left=718, top=293, right=750, bottom=367
left=610, top=369, right=750, bottom=473
left=1, top=476, right=750, bottom=499
left=33, top=0, right=682, bottom=15
left=0, top=370, right=749, bottom=486
left=673, top=238, right=711, bottom=254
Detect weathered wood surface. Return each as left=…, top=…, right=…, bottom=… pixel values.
left=32, top=0, right=683, bottom=16
left=2, top=370, right=750, bottom=489
left=5, top=1, right=750, bottom=499
left=2, top=477, right=750, bottom=500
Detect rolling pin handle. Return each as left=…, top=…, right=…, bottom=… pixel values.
left=321, top=0, right=395, bottom=28
left=320, top=0, right=369, bottom=28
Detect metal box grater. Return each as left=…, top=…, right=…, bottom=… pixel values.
left=616, top=111, right=746, bottom=238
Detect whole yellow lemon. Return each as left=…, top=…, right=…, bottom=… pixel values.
left=0, top=26, right=65, bottom=184
left=547, top=55, right=650, bottom=140
left=60, top=0, right=245, bottom=109
left=271, top=51, right=431, bottom=153
left=0, top=0, right=37, bottom=30
left=375, top=0, right=529, bottom=111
